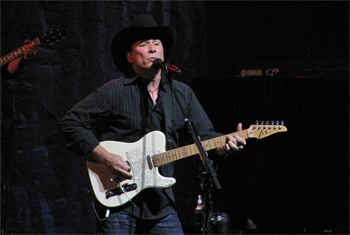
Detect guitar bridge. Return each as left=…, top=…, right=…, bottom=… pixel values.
left=105, top=183, right=137, bottom=198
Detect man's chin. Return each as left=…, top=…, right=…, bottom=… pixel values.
left=135, top=67, right=160, bottom=79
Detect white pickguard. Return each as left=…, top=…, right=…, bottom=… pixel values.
left=87, top=131, right=176, bottom=208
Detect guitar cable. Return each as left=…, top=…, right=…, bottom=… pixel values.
left=91, top=201, right=110, bottom=221
left=89, top=186, right=110, bottom=221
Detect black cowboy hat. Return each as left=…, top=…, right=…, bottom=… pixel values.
left=111, top=14, right=177, bottom=74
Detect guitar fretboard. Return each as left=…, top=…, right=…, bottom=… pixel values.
left=152, top=130, right=249, bottom=167
left=0, top=38, right=41, bottom=67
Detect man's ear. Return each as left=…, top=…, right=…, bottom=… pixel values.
left=126, top=51, right=133, bottom=63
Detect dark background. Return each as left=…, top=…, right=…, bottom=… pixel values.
left=1, top=1, right=349, bottom=234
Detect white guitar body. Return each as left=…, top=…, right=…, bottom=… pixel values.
left=87, top=131, right=176, bottom=208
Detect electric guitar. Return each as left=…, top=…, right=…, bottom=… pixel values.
left=0, top=26, right=68, bottom=67
left=87, top=122, right=288, bottom=208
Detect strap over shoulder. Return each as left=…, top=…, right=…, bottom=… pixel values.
left=163, top=82, right=173, bottom=150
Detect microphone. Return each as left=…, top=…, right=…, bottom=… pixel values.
left=152, top=58, right=182, bottom=74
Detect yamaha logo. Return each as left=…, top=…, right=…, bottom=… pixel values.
left=240, top=68, right=279, bottom=77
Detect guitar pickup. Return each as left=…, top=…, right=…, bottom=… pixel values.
left=105, top=183, right=137, bottom=198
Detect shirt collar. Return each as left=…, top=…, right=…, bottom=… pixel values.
left=124, top=71, right=169, bottom=92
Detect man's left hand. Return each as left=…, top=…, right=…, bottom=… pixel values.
left=224, top=123, right=247, bottom=155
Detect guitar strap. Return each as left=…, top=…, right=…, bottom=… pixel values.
left=163, top=81, right=173, bottom=150
left=137, top=82, right=149, bottom=139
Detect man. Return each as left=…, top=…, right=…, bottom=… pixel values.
left=59, top=14, right=246, bottom=234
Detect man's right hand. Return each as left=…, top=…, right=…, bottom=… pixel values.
left=91, top=145, right=133, bottom=181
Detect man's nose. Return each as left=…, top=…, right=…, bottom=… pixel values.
left=149, top=45, right=156, bottom=53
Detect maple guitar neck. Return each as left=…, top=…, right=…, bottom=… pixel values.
left=152, top=130, right=249, bottom=167
left=152, top=122, right=287, bottom=167
left=0, top=38, right=41, bottom=67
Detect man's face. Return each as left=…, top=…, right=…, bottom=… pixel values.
left=127, top=39, right=164, bottom=75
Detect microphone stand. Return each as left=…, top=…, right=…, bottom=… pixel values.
left=196, top=171, right=215, bottom=234
left=167, top=71, right=221, bottom=234
left=167, top=71, right=221, bottom=191
left=184, top=118, right=221, bottom=191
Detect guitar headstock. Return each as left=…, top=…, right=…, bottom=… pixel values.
left=247, top=120, right=287, bottom=139
left=40, top=26, right=69, bottom=44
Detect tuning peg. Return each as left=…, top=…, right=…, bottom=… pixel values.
left=260, top=120, right=264, bottom=125
left=276, top=121, right=279, bottom=125
left=279, top=121, right=285, bottom=129
left=255, top=120, right=259, bottom=125
left=271, top=120, right=275, bottom=125
left=273, top=120, right=277, bottom=129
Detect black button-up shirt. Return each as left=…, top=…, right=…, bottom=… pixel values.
left=60, top=73, right=220, bottom=219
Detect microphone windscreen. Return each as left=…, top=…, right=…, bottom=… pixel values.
left=152, top=58, right=163, bottom=68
